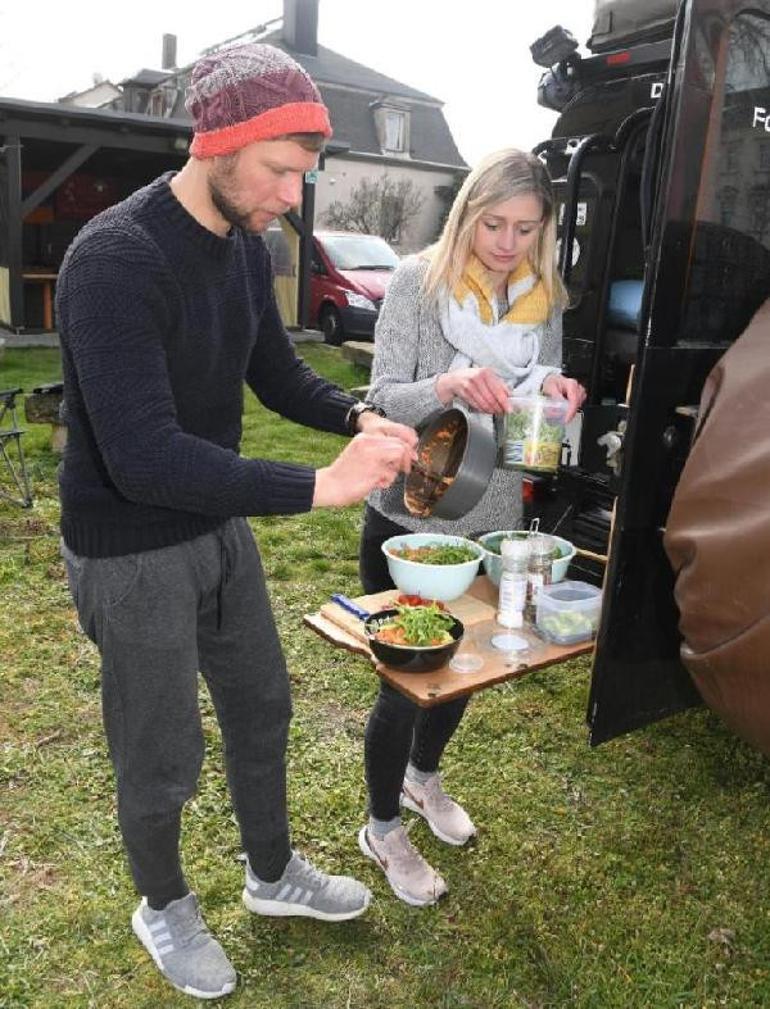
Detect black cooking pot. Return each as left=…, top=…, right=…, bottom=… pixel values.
left=404, top=405, right=498, bottom=520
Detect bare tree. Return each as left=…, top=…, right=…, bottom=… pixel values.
left=322, top=174, right=424, bottom=244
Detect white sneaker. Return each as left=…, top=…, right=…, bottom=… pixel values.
left=131, top=893, right=236, bottom=1000
left=401, top=773, right=476, bottom=846
left=242, top=851, right=371, bottom=922
left=358, top=824, right=447, bottom=907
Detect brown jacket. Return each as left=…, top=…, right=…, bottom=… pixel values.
left=664, top=298, right=770, bottom=754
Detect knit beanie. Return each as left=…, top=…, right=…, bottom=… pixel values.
left=186, top=43, right=332, bottom=159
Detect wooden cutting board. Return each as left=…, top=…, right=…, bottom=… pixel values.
left=318, top=587, right=497, bottom=644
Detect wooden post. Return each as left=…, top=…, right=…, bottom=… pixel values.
left=299, top=170, right=316, bottom=329
left=4, top=134, right=24, bottom=330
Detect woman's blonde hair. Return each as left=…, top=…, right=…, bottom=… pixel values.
left=423, top=147, right=568, bottom=312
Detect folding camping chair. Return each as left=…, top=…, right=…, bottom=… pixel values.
left=0, top=388, right=33, bottom=508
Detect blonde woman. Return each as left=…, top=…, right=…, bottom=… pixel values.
left=357, top=149, right=586, bottom=906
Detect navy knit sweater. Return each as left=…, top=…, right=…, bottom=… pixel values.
left=56, top=174, right=356, bottom=557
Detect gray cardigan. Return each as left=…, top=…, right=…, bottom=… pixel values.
left=366, top=255, right=563, bottom=535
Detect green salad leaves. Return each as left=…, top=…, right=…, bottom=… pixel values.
left=379, top=604, right=456, bottom=647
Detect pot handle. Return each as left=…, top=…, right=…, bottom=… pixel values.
left=493, top=412, right=506, bottom=450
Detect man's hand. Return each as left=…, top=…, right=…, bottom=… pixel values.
left=313, top=432, right=416, bottom=508
left=435, top=367, right=511, bottom=414
left=541, top=373, right=587, bottom=422
left=355, top=411, right=418, bottom=451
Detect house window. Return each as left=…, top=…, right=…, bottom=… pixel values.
left=149, top=91, right=165, bottom=117
left=384, top=111, right=406, bottom=153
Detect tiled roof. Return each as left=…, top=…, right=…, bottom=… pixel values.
left=119, top=69, right=170, bottom=87
left=262, top=31, right=439, bottom=101
left=320, top=85, right=466, bottom=167
left=118, top=33, right=467, bottom=168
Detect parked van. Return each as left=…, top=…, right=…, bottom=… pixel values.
left=526, top=0, right=770, bottom=745
left=262, top=228, right=399, bottom=342
left=310, top=231, right=399, bottom=344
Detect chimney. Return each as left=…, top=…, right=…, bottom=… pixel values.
left=161, top=33, right=178, bottom=70
left=282, top=0, right=318, bottom=57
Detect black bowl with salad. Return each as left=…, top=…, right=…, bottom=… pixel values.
left=364, top=603, right=464, bottom=672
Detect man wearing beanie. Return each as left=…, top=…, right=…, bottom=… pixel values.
left=55, top=43, right=417, bottom=1000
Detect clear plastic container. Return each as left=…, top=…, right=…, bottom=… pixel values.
left=535, top=579, right=602, bottom=644
left=503, top=395, right=569, bottom=473
left=525, top=533, right=553, bottom=623
left=496, top=537, right=529, bottom=629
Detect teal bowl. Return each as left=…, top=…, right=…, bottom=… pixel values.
left=476, top=530, right=575, bottom=587
left=381, top=533, right=484, bottom=602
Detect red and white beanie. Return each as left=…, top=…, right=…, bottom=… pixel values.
left=186, top=43, right=332, bottom=159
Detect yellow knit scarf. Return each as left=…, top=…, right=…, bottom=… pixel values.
left=453, top=255, right=550, bottom=326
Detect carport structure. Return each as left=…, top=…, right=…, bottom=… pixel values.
left=0, top=96, right=332, bottom=332
left=0, top=98, right=190, bottom=331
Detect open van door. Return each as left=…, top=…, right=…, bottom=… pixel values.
left=586, top=0, right=770, bottom=743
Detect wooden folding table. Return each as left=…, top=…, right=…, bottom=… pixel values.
left=304, top=576, right=594, bottom=707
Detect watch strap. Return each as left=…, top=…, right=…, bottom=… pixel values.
left=346, top=401, right=386, bottom=435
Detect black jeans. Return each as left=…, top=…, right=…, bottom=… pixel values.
left=62, top=518, right=293, bottom=905
left=359, top=506, right=469, bottom=820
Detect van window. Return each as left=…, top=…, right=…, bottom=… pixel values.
left=677, top=11, right=770, bottom=347
left=319, top=235, right=399, bottom=271
left=713, top=13, right=770, bottom=242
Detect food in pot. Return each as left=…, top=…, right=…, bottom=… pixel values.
left=405, top=416, right=464, bottom=517
left=372, top=604, right=456, bottom=648
left=390, top=543, right=480, bottom=565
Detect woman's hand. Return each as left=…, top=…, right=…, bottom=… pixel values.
left=541, top=373, right=587, bottom=422
left=435, top=367, right=511, bottom=414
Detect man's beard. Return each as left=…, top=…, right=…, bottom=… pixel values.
left=208, top=177, right=261, bottom=232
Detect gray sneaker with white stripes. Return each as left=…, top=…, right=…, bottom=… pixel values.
left=131, top=892, right=236, bottom=999
left=242, top=851, right=372, bottom=921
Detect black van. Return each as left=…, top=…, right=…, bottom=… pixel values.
left=528, top=0, right=770, bottom=745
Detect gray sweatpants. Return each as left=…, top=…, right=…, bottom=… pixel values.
left=62, top=518, right=293, bottom=903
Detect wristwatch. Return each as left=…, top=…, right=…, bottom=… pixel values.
left=345, top=401, right=386, bottom=435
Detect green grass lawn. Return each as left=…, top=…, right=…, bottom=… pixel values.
left=2, top=345, right=770, bottom=1009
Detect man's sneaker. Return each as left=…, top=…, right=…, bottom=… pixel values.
left=131, top=893, right=236, bottom=1000
left=242, top=851, right=371, bottom=921
left=401, top=773, right=477, bottom=846
left=357, top=824, right=448, bottom=907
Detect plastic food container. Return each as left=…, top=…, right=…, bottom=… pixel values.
left=535, top=580, right=602, bottom=644
left=503, top=395, right=569, bottom=472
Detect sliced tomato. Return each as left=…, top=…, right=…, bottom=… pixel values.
left=395, top=593, right=447, bottom=610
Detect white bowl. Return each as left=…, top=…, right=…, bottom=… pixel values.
left=381, top=533, right=483, bottom=602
